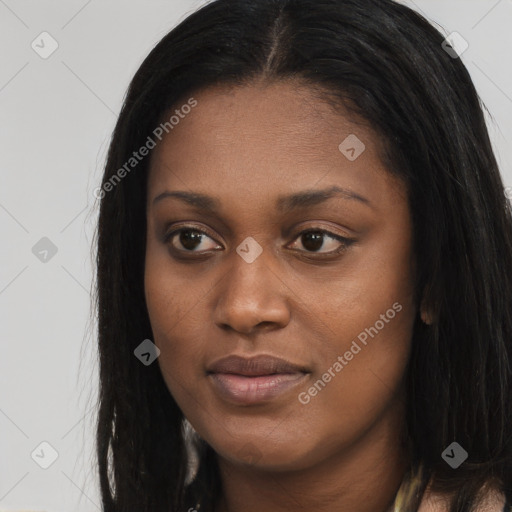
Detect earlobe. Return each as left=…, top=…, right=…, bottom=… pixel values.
left=420, top=298, right=434, bottom=325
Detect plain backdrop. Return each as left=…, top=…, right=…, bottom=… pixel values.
left=1, top=1, right=511, bottom=510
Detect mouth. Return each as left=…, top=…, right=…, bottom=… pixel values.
left=206, top=354, right=310, bottom=405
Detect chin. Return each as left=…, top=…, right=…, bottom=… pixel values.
left=213, top=436, right=322, bottom=473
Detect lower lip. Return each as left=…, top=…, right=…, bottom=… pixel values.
left=209, top=372, right=308, bottom=405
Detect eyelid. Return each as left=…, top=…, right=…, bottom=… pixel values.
left=286, top=227, right=355, bottom=255
left=163, top=223, right=222, bottom=247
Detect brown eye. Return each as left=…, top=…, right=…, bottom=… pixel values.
left=165, top=228, right=221, bottom=253
left=289, top=229, right=354, bottom=254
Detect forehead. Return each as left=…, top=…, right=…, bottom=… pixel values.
left=146, top=80, right=400, bottom=209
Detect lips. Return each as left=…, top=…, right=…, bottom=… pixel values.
left=207, top=354, right=308, bottom=376
left=207, top=354, right=310, bottom=405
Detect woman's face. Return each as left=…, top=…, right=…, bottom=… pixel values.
left=144, top=80, right=417, bottom=471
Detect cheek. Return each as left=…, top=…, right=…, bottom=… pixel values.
left=292, top=239, right=416, bottom=437
left=299, top=245, right=416, bottom=369
left=145, top=271, right=201, bottom=358
left=144, top=251, right=218, bottom=415
left=294, top=303, right=414, bottom=456
left=144, top=254, right=190, bottom=371
left=145, top=297, right=207, bottom=419
left=144, top=237, right=207, bottom=348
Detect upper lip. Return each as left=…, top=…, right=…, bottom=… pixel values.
left=207, top=354, right=309, bottom=376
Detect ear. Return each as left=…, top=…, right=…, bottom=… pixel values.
left=420, top=295, right=435, bottom=325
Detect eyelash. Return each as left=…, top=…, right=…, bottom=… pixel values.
left=163, top=225, right=355, bottom=258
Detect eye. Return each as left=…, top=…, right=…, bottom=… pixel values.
left=288, top=229, right=354, bottom=255
left=164, top=227, right=221, bottom=253
left=163, top=225, right=354, bottom=258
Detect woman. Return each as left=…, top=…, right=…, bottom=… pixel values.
left=94, top=0, right=512, bottom=510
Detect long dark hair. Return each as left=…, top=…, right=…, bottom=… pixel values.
left=94, top=0, right=512, bottom=510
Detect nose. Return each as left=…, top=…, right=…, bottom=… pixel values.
left=213, top=247, right=291, bottom=335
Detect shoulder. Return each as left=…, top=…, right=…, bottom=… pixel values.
left=418, top=486, right=506, bottom=512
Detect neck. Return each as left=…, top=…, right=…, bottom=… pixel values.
left=214, top=395, right=409, bottom=512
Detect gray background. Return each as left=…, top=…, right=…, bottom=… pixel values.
left=1, top=1, right=511, bottom=510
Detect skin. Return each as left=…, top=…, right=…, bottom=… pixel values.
left=144, top=79, right=425, bottom=512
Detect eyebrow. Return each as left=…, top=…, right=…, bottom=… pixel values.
left=152, top=185, right=371, bottom=212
